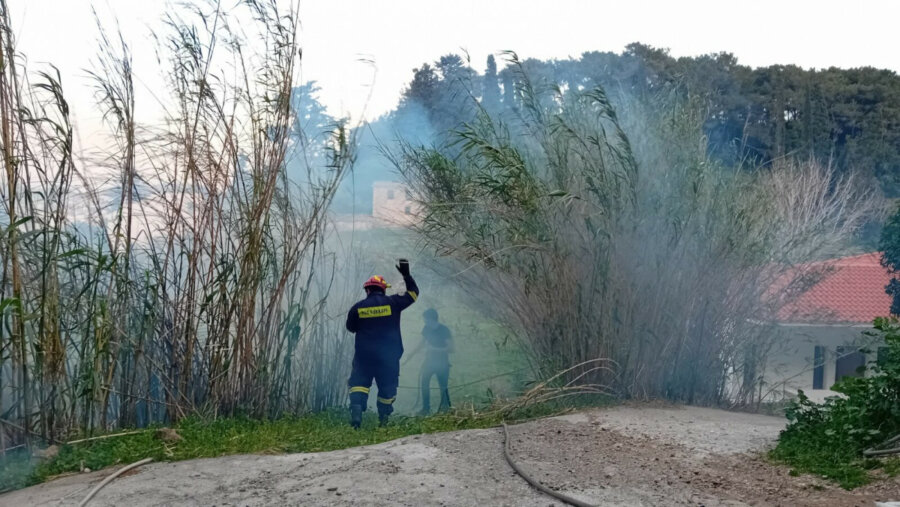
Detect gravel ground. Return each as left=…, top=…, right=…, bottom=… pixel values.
left=3, top=404, right=899, bottom=506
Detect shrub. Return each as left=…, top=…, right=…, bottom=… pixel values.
left=394, top=55, right=879, bottom=405
left=771, top=317, right=900, bottom=488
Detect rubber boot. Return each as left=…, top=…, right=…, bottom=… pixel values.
left=350, top=404, right=363, bottom=430
left=378, top=413, right=389, bottom=427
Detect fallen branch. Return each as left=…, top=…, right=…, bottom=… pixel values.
left=1, top=443, right=25, bottom=453
left=67, top=430, right=147, bottom=446
left=78, top=457, right=154, bottom=507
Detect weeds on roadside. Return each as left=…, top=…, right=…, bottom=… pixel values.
left=0, top=393, right=613, bottom=493
left=770, top=317, right=900, bottom=489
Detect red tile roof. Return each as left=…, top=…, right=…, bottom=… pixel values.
left=776, top=252, right=894, bottom=324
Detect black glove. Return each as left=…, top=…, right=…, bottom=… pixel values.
left=396, top=259, right=410, bottom=277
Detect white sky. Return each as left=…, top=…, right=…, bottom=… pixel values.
left=11, top=0, right=900, bottom=137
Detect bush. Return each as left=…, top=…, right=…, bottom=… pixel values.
left=771, top=317, right=900, bottom=488
left=395, top=55, right=879, bottom=405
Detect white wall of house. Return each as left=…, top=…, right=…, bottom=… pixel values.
left=763, top=323, right=882, bottom=403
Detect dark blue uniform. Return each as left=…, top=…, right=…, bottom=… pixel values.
left=420, top=322, right=452, bottom=413
left=346, top=274, right=419, bottom=418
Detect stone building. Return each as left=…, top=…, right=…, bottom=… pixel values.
left=372, top=181, right=420, bottom=226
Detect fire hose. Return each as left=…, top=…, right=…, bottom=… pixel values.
left=67, top=419, right=590, bottom=506
left=864, top=432, right=900, bottom=458
left=502, top=422, right=596, bottom=507
left=77, top=458, right=154, bottom=507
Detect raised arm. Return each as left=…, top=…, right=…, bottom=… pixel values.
left=390, top=259, right=419, bottom=311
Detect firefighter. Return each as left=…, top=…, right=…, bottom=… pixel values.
left=345, top=259, right=418, bottom=429
left=404, top=308, right=453, bottom=415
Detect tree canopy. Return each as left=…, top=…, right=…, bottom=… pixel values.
left=333, top=44, right=900, bottom=214
left=395, top=45, right=900, bottom=197
left=880, top=204, right=900, bottom=315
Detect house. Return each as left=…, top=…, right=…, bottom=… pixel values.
left=371, top=181, right=420, bottom=226
left=763, top=252, right=894, bottom=402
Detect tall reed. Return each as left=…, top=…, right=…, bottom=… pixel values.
left=0, top=0, right=355, bottom=448
left=395, top=55, right=881, bottom=406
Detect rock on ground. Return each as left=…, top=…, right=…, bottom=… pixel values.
left=2, top=404, right=899, bottom=506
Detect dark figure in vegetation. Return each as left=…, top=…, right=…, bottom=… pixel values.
left=346, top=260, right=419, bottom=428
left=405, top=308, right=453, bottom=415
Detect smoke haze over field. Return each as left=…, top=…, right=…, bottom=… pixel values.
left=2, top=0, right=900, bottom=498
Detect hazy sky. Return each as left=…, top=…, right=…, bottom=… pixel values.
left=12, top=0, right=900, bottom=135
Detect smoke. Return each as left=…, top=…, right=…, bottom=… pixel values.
left=323, top=45, right=900, bottom=413
left=391, top=55, right=883, bottom=407
left=331, top=98, right=438, bottom=214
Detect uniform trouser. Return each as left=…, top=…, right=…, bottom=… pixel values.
left=420, top=360, right=451, bottom=412
left=348, top=354, right=399, bottom=417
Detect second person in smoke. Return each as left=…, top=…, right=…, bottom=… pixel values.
left=345, top=259, right=418, bottom=429
left=404, top=308, right=453, bottom=415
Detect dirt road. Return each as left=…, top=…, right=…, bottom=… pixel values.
left=3, top=404, right=898, bottom=506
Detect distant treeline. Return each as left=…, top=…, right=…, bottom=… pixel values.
left=333, top=43, right=900, bottom=213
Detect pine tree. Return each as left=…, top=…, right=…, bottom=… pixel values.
left=880, top=203, right=900, bottom=315
left=482, top=54, right=500, bottom=110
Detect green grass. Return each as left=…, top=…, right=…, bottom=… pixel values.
left=883, top=457, right=900, bottom=478
left=768, top=435, right=872, bottom=489
left=0, top=396, right=612, bottom=494
left=771, top=436, right=900, bottom=490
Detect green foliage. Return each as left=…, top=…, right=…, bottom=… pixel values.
left=348, top=43, right=900, bottom=217
left=392, top=45, right=900, bottom=197
left=880, top=203, right=900, bottom=314
left=882, top=203, right=900, bottom=272
left=483, top=55, right=501, bottom=111
left=771, top=317, right=900, bottom=489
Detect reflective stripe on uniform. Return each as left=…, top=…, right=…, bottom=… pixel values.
left=358, top=305, right=392, bottom=318
left=349, top=386, right=370, bottom=394
left=377, top=396, right=396, bottom=404
left=408, top=291, right=418, bottom=301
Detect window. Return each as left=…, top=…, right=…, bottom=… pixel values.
left=835, top=346, right=866, bottom=382
left=877, top=346, right=891, bottom=367
left=387, top=190, right=395, bottom=200
left=812, top=345, right=825, bottom=389
left=404, top=205, right=411, bottom=215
